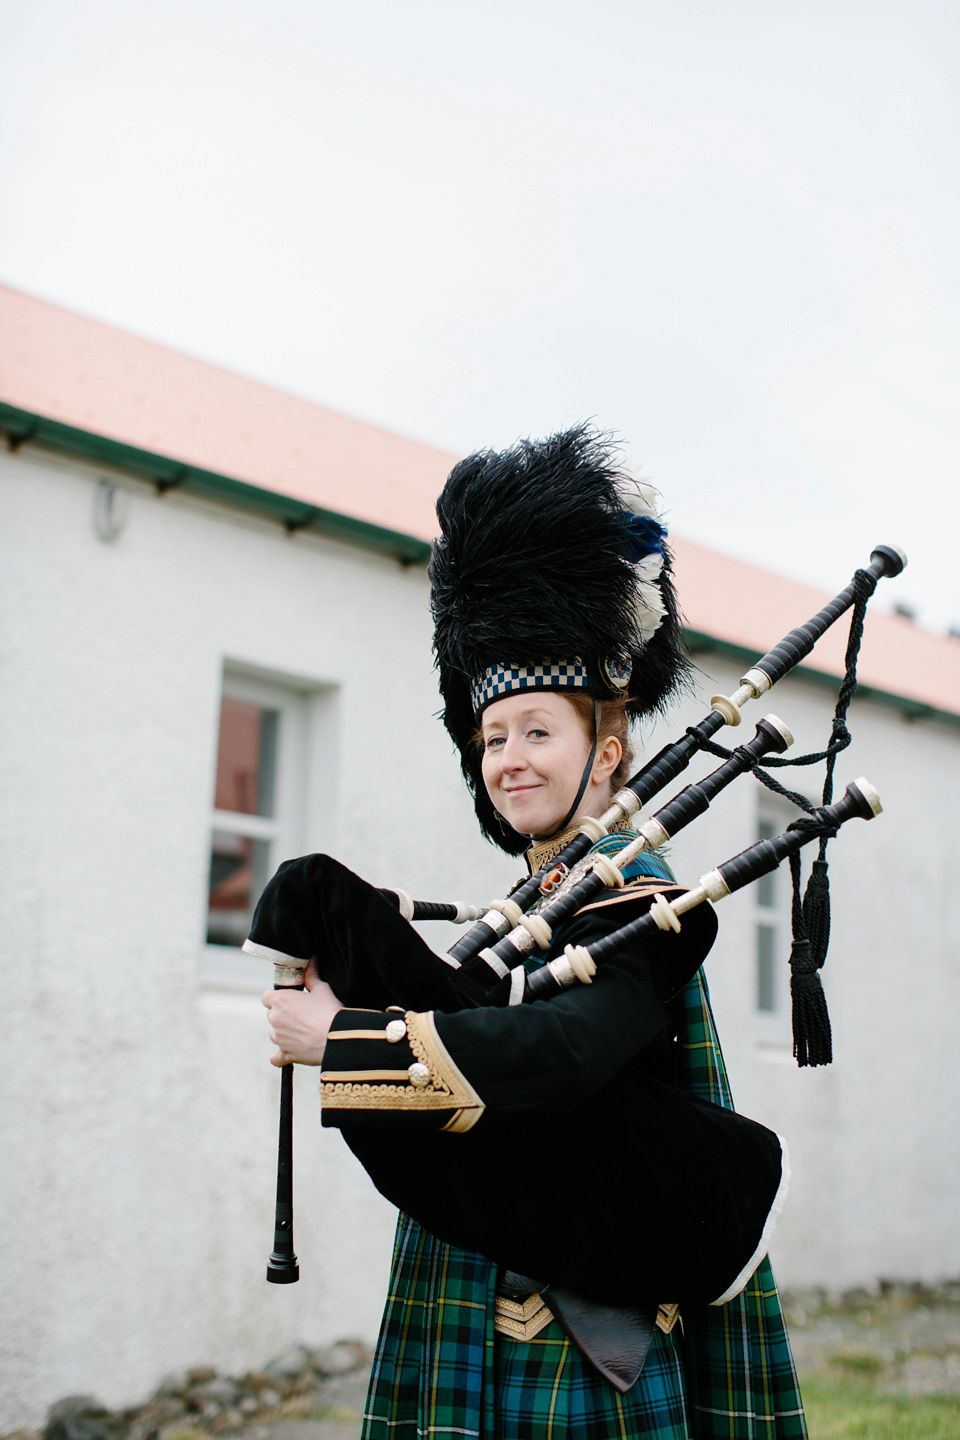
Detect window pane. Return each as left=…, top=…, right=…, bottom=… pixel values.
left=206, top=829, right=271, bottom=946
left=757, top=819, right=777, bottom=908
left=756, top=922, right=777, bottom=1012
left=214, top=698, right=278, bottom=817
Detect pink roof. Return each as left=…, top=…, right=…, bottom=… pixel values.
left=672, top=536, right=960, bottom=719
left=2, top=281, right=959, bottom=720
left=0, top=283, right=456, bottom=540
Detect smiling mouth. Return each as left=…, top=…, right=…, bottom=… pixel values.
left=502, top=784, right=542, bottom=794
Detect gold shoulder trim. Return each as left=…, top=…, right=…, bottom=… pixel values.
left=321, top=1010, right=485, bottom=1129
left=575, top=881, right=685, bottom=916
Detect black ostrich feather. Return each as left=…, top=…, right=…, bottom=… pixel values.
left=429, top=424, right=690, bottom=853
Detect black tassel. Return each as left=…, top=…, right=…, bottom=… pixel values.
left=790, top=937, right=833, bottom=1067
left=756, top=571, right=873, bottom=1068
left=801, top=857, right=832, bottom=969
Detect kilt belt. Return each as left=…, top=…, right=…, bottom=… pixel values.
left=493, top=1270, right=682, bottom=1394
left=494, top=1292, right=682, bottom=1342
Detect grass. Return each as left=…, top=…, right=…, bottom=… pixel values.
left=802, top=1377, right=960, bottom=1438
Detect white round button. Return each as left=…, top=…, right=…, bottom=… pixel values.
left=407, top=1062, right=430, bottom=1088
left=385, top=1019, right=407, bottom=1043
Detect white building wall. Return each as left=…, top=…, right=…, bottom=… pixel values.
left=0, top=446, right=519, bottom=1431
left=1, top=444, right=958, bottom=1428
left=641, top=664, right=960, bottom=1292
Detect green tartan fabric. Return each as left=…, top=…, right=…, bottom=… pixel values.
left=672, top=973, right=807, bottom=1439
left=588, top=830, right=675, bottom=885
left=362, top=844, right=807, bottom=1439
left=494, top=1319, right=690, bottom=1439
left=363, top=1215, right=696, bottom=1439
left=363, top=1212, right=497, bottom=1437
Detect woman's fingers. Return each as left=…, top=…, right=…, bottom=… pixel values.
left=260, top=980, right=338, bottom=1066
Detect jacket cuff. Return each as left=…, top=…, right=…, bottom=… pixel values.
left=320, top=1008, right=485, bottom=1134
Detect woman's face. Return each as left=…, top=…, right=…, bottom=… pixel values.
left=480, top=691, right=620, bottom=838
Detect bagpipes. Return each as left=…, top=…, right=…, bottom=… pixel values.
left=258, top=543, right=904, bottom=1293
left=346, top=777, right=879, bottom=1311
left=436, top=542, right=904, bottom=973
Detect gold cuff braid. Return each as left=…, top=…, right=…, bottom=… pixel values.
left=321, top=1010, right=484, bottom=1132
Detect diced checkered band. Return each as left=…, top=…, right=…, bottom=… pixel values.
left=471, top=662, right=589, bottom=713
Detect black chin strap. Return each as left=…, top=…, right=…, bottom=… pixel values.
left=532, top=700, right=602, bottom=843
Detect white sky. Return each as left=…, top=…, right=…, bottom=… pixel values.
left=2, top=0, right=958, bottom=629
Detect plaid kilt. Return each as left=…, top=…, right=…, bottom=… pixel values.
left=494, top=1320, right=690, bottom=1439
left=672, top=975, right=807, bottom=1439
left=363, top=846, right=806, bottom=1438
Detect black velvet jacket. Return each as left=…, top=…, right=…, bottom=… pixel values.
left=246, top=852, right=784, bottom=1307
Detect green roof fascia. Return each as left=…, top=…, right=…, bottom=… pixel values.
left=3, top=401, right=956, bottom=728
left=0, top=401, right=432, bottom=567
left=684, top=628, right=960, bottom=732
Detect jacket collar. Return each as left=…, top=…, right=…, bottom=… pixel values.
left=524, top=816, right=633, bottom=875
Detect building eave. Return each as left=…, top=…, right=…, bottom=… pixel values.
left=3, top=392, right=958, bottom=732
left=0, top=400, right=432, bottom=567
left=685, top=629, right=960, bottom=733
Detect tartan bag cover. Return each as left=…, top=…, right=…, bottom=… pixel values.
left=362, top=845, right=807, bottom=1439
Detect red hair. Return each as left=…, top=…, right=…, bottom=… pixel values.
left=563, top=694, right=635, bottom=791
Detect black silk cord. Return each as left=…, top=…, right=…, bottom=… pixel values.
left=537, top=699, right=603, bottom=841
left=687, top=569, right=874, bottom=1066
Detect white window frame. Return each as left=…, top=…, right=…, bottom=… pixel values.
left=201, top=666, right=316, bottom=991
left=752, top=794, right=805, bottom=1050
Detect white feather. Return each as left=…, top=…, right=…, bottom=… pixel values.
left=635, top=552, right=664, bottom=584
left=615, top=475, right=663, bottom=521
left=633, top=552, right=666, bottom=643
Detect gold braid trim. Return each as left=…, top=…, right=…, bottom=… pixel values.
left=524, top=817, right=634, bottom=874
left=494, top=1293, right=555, bottom=1340
left=574, top=880, right=688, bottom=916
left=525, top=825, right=583, bottom=872
left=321, top=1010, right=484, bottom=1131
left=493, top=1295, right=682, bottom=1342
left=327, top=1028, right=390, bottom=1041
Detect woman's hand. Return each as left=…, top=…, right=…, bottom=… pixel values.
left=261, top=960, right=343, bottom=1067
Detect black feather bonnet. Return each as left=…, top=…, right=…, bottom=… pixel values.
left=429, top=424, right=689, bottom=854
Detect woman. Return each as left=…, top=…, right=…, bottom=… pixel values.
left=255, top=427, right=806, bottom=1439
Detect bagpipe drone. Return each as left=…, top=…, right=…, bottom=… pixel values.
left=246, top=426, right=905, bottom=1295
